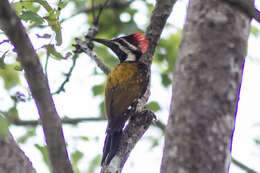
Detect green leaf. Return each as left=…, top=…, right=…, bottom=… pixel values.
left=0, top=64, right=21, bottom=90
left=44, top=10, right=62, bottom=45
left=161, top=73, right=172, bottom=87
left=99, top=101, right=105, bottom=116
left=12, top=2, right=24, bottom=15
left=14, top=65, right=23, bottom=71
left=0, top=51, right=8, bottom=69
left=92, top=83, right=104, bottom=96
left=146, top=101, right=161, bottom=112
left=87, top=154, right=101, bottom=173
left=34, top=144, right=51, bottom=171
left=5, top=107, right=19, bottom=121
left=12, top=1, right=40, bottom=15
left=0, top=115, right=9, bottom=139
left=36, top=33, right=51, bottom=39
left=17, top=128, right=36, bottom=144
left=71, top=150, right=83, bottom=163
left=80, top=136, right=90, bottom=141
left=58, top=1, right=68, bottom=9
left=147, top=136, right=160, bottom=149
left=251, top=25, right=260, bottom=37
left=43, top=44, right=63, bottom=60
left=255, top=139, right=260, bottom=145
left=53, top=21, right=62, bottom=46
left=154, top=31, right=182, bottom=84
left=64, top=52, right=72, bottom=59
left=71, top=150, right=84, bottom=173
left=20, top=10, right=44, bottom=24
left=35, top=0, right=53, bottom=12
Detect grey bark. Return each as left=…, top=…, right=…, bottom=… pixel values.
left=160, top=0, right=251, bottom=173
left=0, top=133, right=36, bottom=173
left=0, top=1, right=73, bottom=173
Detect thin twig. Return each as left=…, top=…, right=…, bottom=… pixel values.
left=153, top=120, right=166, bottom=132
left=52, top=53, right=79, bottom=95
left=0, top=39, right=9, bottom=45
left=91, top=0, right=96, bottom=22
left=44, top=53, right=50, bottom=81
left=231, top=157, right=259, bottom=173
left=94, top=0, right=110, bottom=25
left=10, top=115, right=166, bottom=130
left=10, top=117, right=106, bottom=126
left=75, top=38, right=111, bottom=75
left=61, top=1, right=132, bottom=23
left=73, top=0, right=111, bottom=75
left=9, top=116, right=260, bottom=173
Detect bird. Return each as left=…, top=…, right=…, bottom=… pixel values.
left=90, top=31, right=149, bottom=165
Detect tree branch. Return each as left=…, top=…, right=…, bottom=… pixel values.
left=10, top=116, right=260, bottom=173
left=73, top=0, right=111, bottom=75
left=10, top=117, right=106, bottom=126
left=0, top=132, right=36, bottom=173
left=142, top=0, right=178, bottom=66
left=101, top=109, right=154, bottom=173
left=160, top=0, right=251, bottom=172
left=224, top=0, right=260, bottom=23
left=101, top=0, right=177, bottom=172
left=75, top=38, right=111, bottom=75
left=53, top=0, right=112, bottom=95
left=0, top=1, right=73, bottom=173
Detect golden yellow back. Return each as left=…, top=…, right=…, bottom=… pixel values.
left=105, top=61, right=148, bottom=131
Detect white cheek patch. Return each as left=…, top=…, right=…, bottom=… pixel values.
left=126, top=54, right=136, bottom=61
left=114, top=41, right=136, bottom=61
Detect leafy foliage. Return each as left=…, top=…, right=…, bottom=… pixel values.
left=44, top=44, right=63, bottom=60
left=71, top=150, right=84, bottom=173
left=17, top=128, right=36, bottom=144
left=92, top=83, right=105, bottom=96
left=87, top=154, right=101, bottom=173
left=251, top=25, right=260, bottom=37
left=0, top=64, right=20, bottom=90
left=34, top=144, right=51, bottom=171
left=20, top=10, right=44, bottom=24
left=0, top=115, right=9, bottom=139
left=155, top=31, right=182, bottom=87
left=147, top=101, right=161, bottom=112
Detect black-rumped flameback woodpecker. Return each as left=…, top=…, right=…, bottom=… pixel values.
left=91, top=32, right=149, bottom=165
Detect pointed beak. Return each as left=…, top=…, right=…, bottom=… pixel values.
left=91, top=38, right=114, bottom=49
left=91, top=37, right=127, bottom=62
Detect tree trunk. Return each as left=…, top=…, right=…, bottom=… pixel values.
left=160, top=0, right=251, bottom=173
left=0, top=1, right=73, bottom=172
left=0, top=133, right=36, bottom=173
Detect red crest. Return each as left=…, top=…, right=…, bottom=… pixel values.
left=116, top=31, right=148, bottom=53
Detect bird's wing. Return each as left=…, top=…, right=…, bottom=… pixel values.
left=105, top=63, right=148, bottom=132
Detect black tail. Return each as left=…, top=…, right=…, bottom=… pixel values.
left=101, top=131, right=122, bottom=165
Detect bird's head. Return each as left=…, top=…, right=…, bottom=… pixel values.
left=91, top=31, right=148, bottom=62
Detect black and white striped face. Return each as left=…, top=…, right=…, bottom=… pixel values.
left=91, top=32, right=148, bottom=63
left=111, top=38, right=142, bottom=62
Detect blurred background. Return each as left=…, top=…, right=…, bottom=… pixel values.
left=0, top=0, right=260, bottom=172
